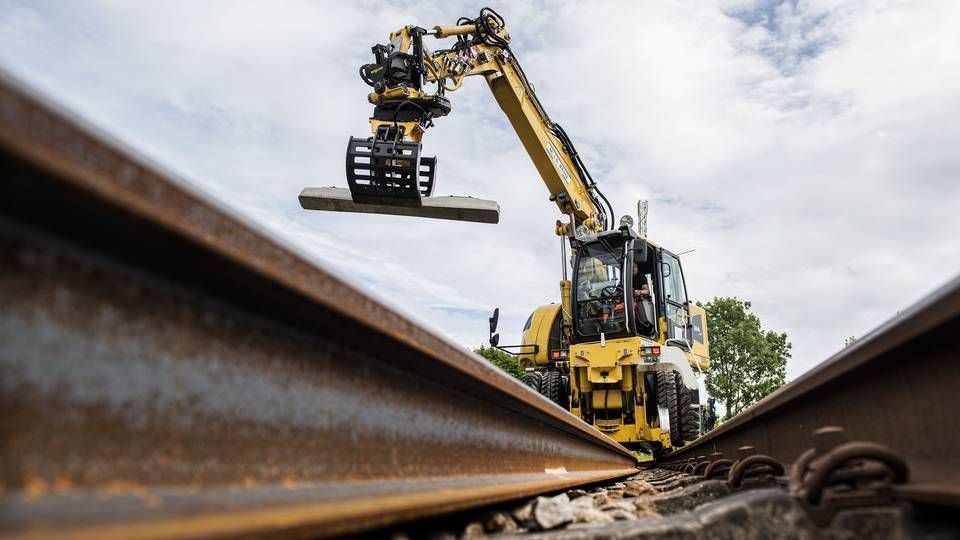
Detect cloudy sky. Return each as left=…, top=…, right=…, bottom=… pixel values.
left=2, top=0, right=957, bottom=379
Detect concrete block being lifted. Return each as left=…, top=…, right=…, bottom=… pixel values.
left=299, top=187, right=500, bottom=224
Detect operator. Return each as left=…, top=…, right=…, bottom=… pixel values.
left=632, top=262, right=654, bottom=334
left=632, top=262, right=651, bottom=300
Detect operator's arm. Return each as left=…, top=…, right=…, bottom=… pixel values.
left=633, top=275, right=650, bottom=298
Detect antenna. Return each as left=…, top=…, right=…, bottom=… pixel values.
left=637, top=200, right=648, bottom=239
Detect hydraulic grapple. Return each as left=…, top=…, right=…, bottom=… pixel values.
left=300, top=23, right=498, bottom=223
left=345, top=131, right=436, bottom=207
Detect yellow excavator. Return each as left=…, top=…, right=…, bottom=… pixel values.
left=300, top=8, right=710, bottom=455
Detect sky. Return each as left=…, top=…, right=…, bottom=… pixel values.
left=1, top=0, right=957, bottom=380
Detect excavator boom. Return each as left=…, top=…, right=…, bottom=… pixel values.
left=299, top=8, right=612, bottom=231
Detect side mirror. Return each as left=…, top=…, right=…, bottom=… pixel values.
left=632, top=240, right=649, bottom=264
left=489, top=333, right=500, bottom=347
left=489, top=307, right=499, bottom=335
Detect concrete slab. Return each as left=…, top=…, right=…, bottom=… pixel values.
left=299, top=187, right=500, bottom=224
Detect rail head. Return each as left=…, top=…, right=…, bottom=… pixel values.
left=0, top=67, right=637, bottom=539
left=0, top=66, right=632, bottom=458
left=661, top=270, right=960, bottom=508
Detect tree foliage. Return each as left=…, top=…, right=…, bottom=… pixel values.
left=474, top=346, right=524, bottom=379
left=700, top=297, right=790, bottom=420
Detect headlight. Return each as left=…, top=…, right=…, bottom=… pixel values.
left=575, top=224, right=596, bottom=242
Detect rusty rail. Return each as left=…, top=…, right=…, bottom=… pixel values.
left=659, top=270, right=960, bottom=509
left=0, top=70, right=637, bottom=539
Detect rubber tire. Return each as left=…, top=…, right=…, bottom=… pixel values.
left=541, top=370, right=564, bottom=408
left=522, top=371, right=542, bottom=392
left=675, top=372, right=701, bottom=443
left=656, top=371, right=681, bottom=447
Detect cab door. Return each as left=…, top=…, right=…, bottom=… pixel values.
left=659, top=250, right=689, bottom=341
left=687, top=302, right=710, bottom=367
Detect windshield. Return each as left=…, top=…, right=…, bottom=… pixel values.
left=575, top=241, right=628, bottom=337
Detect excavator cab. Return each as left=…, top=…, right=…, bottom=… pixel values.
left=570, top=228, right=651, bottom=343
left=515, top=226, right=709, bottom=452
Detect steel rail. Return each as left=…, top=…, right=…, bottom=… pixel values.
left=660, top=270, right=960, bottom=507
left=0, top=70, right=637, bottom=539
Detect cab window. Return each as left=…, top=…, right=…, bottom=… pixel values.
left=661, top=251, right=689, bottom=340
left=662, top=252, right=687, bottom=305
left=574, top=243, right=627, bottom=337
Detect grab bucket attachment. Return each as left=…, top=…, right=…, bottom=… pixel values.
left=346, top=136, right=436, bottom=206
left=299, top=134, right=499, bottom=224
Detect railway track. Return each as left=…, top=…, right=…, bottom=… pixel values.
left=2, top=67, right=958, bottom=539
left=0, top=71, right=637, bottom=539
left=370, top=272, right=960, bottom=538
left=658, top=270, right=960, bottom=509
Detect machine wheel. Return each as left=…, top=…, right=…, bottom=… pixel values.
left=541, top=370, right=565, bottom=408
left=656, top=371, right=681, bottom=447
left=676, top=373, right=701, bottom=443
left=522, top=371, right=542, bottom=392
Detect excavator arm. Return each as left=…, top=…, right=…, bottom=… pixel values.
left=343, top=8, right=614, bottom=233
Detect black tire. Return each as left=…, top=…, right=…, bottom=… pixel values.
left=541, top=370, right=565, bottom=408
left=675, top=373, right=701, bottom=443
left=522, top=371, right=542, bottom=392
left=656, top=371, right=681, bottom=446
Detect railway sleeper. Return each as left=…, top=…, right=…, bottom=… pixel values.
left=385, top=430, right=954, bottom=539
left=385, top=471, right=923, bottom=539
left=503, top=488, right=911, bottom=540
left=646, top=474, right=708, bottom=492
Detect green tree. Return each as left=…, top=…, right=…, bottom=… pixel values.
left=700, top=297, right=790, bottom=420
left=474, top=346, right=523, bottom=379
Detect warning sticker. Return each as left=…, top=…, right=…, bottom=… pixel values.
left=546, top=143, right=572, bottom=184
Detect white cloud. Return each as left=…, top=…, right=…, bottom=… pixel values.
left=1, top=0, right=957, bottom=379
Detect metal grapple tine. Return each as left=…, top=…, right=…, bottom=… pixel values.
left=418, top=155, right=437, bottom=197
left=345, top=136, right=436, bottom=206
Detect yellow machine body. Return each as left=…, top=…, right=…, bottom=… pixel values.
left=688, top=302, right=711, bottom=369
left=518, top=303, right=562, bottom=367
left=340, top=8, right=711, bottom=453
left=519, top=236, right=709, bottom=451
left=516, top=302, right=701, bottom=449
left=569, top=336, right=669, bottom=447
